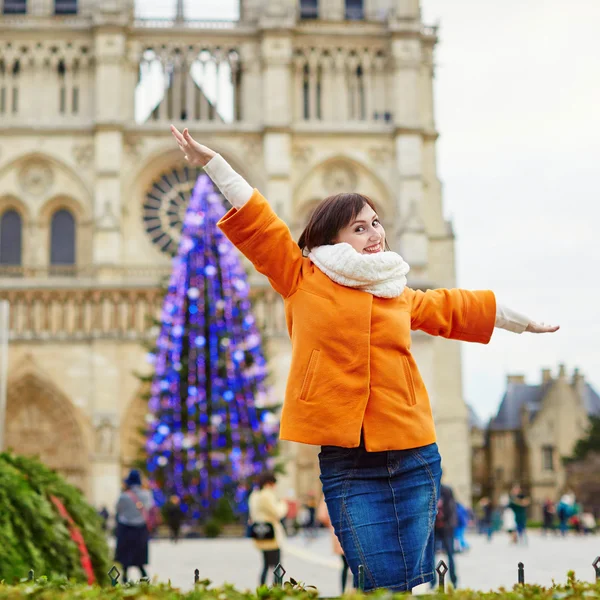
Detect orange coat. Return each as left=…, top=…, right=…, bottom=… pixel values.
left=218, top=190, right=496, bottom=452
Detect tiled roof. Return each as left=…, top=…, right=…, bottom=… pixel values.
left=489, top=381, right=600, bottom=431
left=582, top=383, right=600, bottom=415
left=468, top=404, right=485, bottom=429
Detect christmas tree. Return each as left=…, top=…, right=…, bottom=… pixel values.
left=145, top=174, right=279, bottom=523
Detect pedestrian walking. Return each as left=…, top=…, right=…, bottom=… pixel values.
left=248, top=473, right=288, bottom=587
left=542, top=498, right=555, bottom=535
left=509, top=485, right=530, bottom=545
left=431, top=483, right=458, bottom=588
left=164, top=495, right=184, bottom=543
left=477, top=497, right=494, bottom=541
left=115, top=469, right=154, bottom=583
left=454, top=502, right=470, bottom=552
left=170, top=125, right=559, bottom=592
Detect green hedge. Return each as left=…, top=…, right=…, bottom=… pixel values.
left=1, top=572, right=600, bottom=599
left=0, top=452, right=111, bottom=585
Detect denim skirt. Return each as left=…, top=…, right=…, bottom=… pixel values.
left=319, top=441, right=442, bottom=592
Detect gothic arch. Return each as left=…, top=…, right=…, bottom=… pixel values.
left=0, top=194, right=29, bottom=219
left=4, top=370, right=89, bottom=494
left=0, top=151, right=93, bottom=206
left=38, top=195, right=91, bottom=268
left=119, top=388, right=149, bottom=474
left=0, top=195, right=28, bottom=266
left=293, top=155, right=392, bottom=230
left=124, top=142, right=258, bottom=205
left=39, top=194, right=88, bottom=224
left=123, top=142, right=261, bottom=262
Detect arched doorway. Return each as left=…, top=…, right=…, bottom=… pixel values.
left=4, top=374, right=88, bottom=492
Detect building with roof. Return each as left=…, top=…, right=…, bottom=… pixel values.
left=481, top=364, right=600, bottom=518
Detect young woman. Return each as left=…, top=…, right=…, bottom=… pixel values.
left=115, top=470, right=154, bottom=583
left=248, top=473, right=289, bottom=586
left=170, top=126, right=559, bottom=592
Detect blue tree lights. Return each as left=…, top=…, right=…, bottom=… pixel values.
left=145, top=174, right=279, bottom=521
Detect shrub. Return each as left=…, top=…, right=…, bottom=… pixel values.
left=1, top=573, right=600, bottom=600
left=203, top=519, right=222, bottom=538
left=0, top=452, right=110, bottom=585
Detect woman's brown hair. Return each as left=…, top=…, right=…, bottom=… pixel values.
left=297, top=193, right=379, bottom=253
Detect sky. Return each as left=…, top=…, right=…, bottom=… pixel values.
left=136, top=0, right=600, bottom=421
left=420, top=0, right=600, bottom=420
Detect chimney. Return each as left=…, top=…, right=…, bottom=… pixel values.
left=507, top=374, right=526, bottom=385
left=572, top=367, right=585, bottom=393
left=541, top=368, right=553, bottom=383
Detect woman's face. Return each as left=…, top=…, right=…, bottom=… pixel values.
left=334, top=203, right=385, bottom=255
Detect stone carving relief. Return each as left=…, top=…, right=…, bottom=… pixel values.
left=94, top=416, right=117, bottom=457
left=73, top=144, right=94, bottom=168
left=124, top=134, right=143, bottom=158
left=368, top=146, right=393, bottom=164
left=292, top=145, right=313, bottom=165
left=18, top=160, right=53, bottom=196
left=97, top=201, right=119, bottom=231
left=322, top=162, right=358, bottom=193
left=241, top=139, right=262, bottom=165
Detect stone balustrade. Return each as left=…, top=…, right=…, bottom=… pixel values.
left=0, top=278, right=286, bottom=341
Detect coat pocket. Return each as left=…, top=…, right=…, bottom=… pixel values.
left=402, top=355, right=417, bottom=406
left=300, top=349, right=320, bottom=401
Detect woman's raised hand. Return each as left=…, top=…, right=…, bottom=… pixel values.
left=525, top=322, right=560, bottom=334
left=170, top=125, right=216, bottom=167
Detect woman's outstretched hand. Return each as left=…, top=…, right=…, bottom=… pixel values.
left=170, top=125, right=216, bottom=167
left=526, top=322, right=560, bottom=334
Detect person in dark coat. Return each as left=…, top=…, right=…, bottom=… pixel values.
left=164, top=495, right=184, bottom=543
left=115, top=470, right=154, bottom=583
left=98, top=506, right=109, bottom=531
left=431, top=483, right=458, bottom=588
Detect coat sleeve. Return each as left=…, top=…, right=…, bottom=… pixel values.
left=263, top=490, right=289, bottom=522
left=218, top=190, right=304, bottom=299
left=408, top=287, right=496, bottom=344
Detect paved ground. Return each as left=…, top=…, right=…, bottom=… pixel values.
left=139, top=530, right=600, bottom=595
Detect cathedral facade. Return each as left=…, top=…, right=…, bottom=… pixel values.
left=0, top=0, right=473, bottom=509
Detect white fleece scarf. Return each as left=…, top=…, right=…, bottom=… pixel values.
left=308, top=243, right=411, bottom=298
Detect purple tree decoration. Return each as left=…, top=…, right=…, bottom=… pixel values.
left=145, top=174, right=279, bottom=522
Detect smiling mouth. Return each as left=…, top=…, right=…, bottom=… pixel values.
left=363, top=243, right=382, bottom=254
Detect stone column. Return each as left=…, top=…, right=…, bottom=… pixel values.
left=91, top=5, right=132, bottom=269
left=258, top=19, right=297, bottom=495
left=390, top=35, right=424, bottom=256
left=239, top=42, right=262, bottom=124
left=390, top=0, right=420, bottom=20
left=320, top=0, right=344, bottom=21
left=333, top=50, right=348, bottom=122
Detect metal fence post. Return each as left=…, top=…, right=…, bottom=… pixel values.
left=108, top=566, right=121, bottom=587
left=273, top=563, right=286, bottom=587
left=518, top=562, right=525, bottom=585
left=436, top=560, right=448, bottom=593
left=357, top=565, right=365, bottom=592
